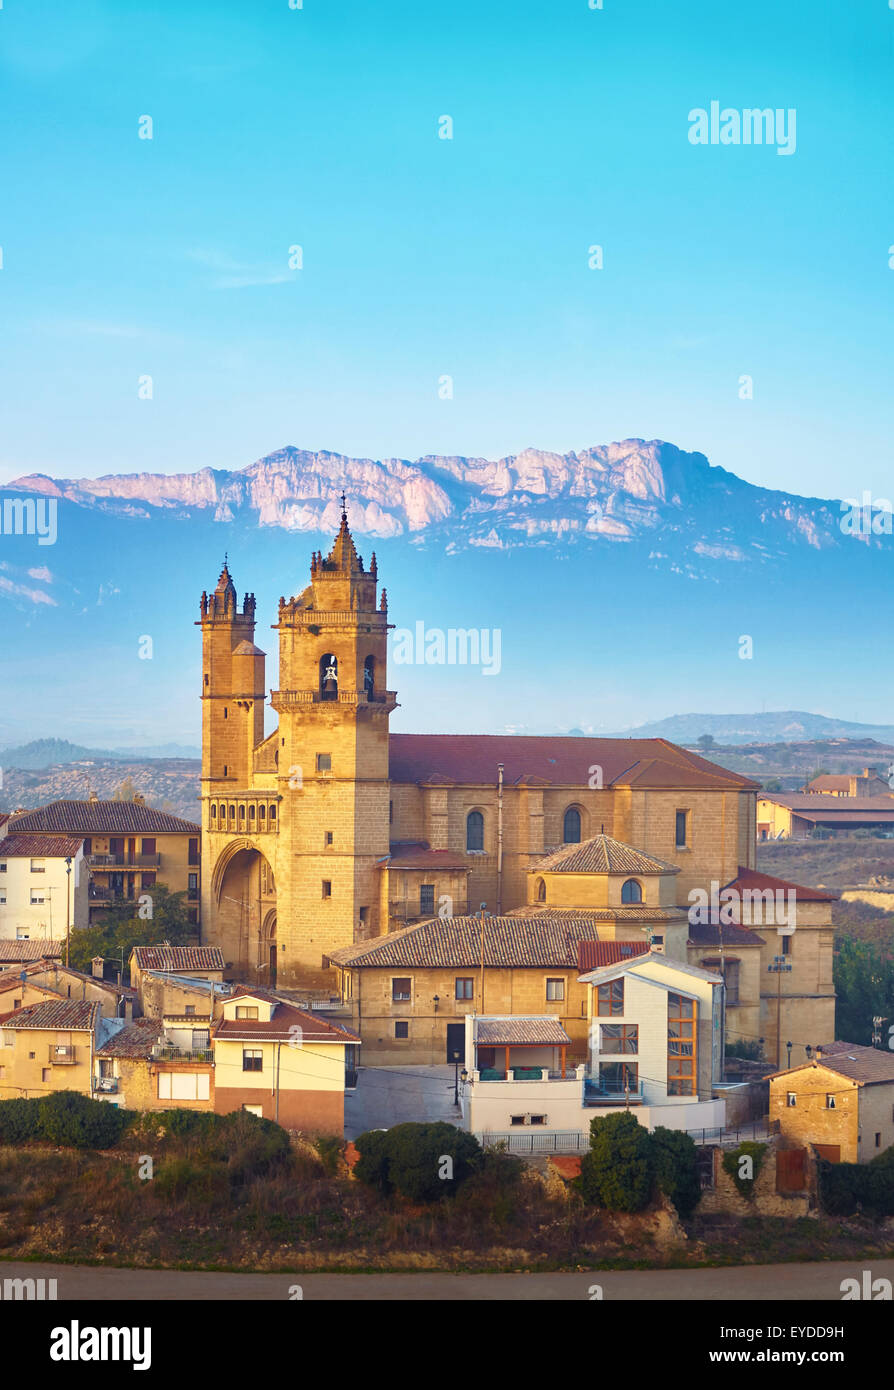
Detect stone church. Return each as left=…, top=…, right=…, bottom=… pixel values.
left=197, top=503, right=835, bottom=1055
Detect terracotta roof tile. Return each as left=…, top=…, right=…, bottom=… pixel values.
left=381, top=842, right=470, bottom=870
left=0, top=940, right=63, bottom=963
left=214, top=1000, right=359, bottom=1044
left=96, top=1019, right=163, bottom=1058
left=531, top=834, right=680, bottom=876
left=0, top=834, right=84, bottom=858
left=476, top=1016, right=571, bottom=1046
left=0, top=999, right=99, bottom=1030
left=132, top=946, right=224, bottom=973
left=577, top=941, right=650, bottom=971
left=9, top=800, right=201, bottom=835
left=388, top=734, right=758, bottom=790
left=725, top=867, right=836, bottom=903
left=327, top=915, right=617, bottom=970
left=772, top=1044, right=894, bottom=1086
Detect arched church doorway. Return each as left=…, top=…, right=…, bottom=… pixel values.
left=212, top=843, right=277, bottom=981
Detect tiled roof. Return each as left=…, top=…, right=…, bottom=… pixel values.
left=687, top=920, right=767, bottom=947
left=773, top=1044, right=894, bottom=1086
left=34, top=964, right=137, bottom=997
left=0, top=940, right=63, bottom=962
left=476, top=1016, right=572, bottom=1046
left=508, top=904, right=685, bottom=922
left=214, top=1000, right=360, bottom=1044
left=95, top=1019, right=163, bottom=1058
left=131, top=946, right=224, bottom=973
left=326, top=915, right=618, bottom=970
left=0, top=834, right=84, bottom=859
left=577, top=941, right=650, bottom=971
left=759, top=793, right=894, bottom=818
left=725, top=867, right=836, bottom=904
left=806, top=776, right=853, bottom=792
left=0, top=999, right=99, bottom=1030
left=381, top=842, right=470, bottom=870
left=9, top=800, right=201, bottom=835
left=531, top=834, right=680, bottom=877
left=388, top=734, right=759, bottom=790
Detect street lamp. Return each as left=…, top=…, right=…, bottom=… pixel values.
left=786, top=1039, right=793, bottom=1069
left=451, top=1048, right=462, bottom=1106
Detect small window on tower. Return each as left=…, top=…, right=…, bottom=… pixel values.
left=224, top=707, right=228, bottom=719
left=269, top=805, right=277, bottom=821
left=326, top=831, right=333, bottom=846
left=316, top=753, right=332, bottom=772
left=259, top=805, right=266, bottom=820
left=322, top=880, right=332, bottom=899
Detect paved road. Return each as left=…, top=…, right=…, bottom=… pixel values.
left=6, top=1260, right=892, bottom=1300
left=344, top=1065, right=462, bottom=1139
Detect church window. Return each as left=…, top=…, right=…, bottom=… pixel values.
left=238, top=805, right=245, bottom=820
left=420, top=884, right=435, bottom=915
left=535, top=877, right=546, bottom=902
left=211, top=805, right=216, bottom=820
left=259, top=805, right=266, bottom=820
left=621, top=879, right=643, bottom=904
left=675, top=810, right=689, bottom=848
left=563, top=808, right=582, bottom=843
left=223, top=707, right=228, bottom=719
left=466, top=811, right=484, bottom=852
left=322, top=880, right=332, bottom=899
left=228, top=804, right=235, bottom=819
left=249, top=805, right=255, bottom=820
left=320, top=654, right=338, bottom=700
left=316, top=753, right=332, bottom=771
left=326, top=831, right=333, bottom=846
left=269, top=805, right=277, bottom=821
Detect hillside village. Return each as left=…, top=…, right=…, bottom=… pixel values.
left=0, top=507, right=892, bottom=1263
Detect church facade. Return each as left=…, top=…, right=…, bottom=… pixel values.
left=197, top=506, right=834, bottom=1058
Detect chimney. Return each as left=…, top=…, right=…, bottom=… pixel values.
left=91, top=956, right=104, bottom=979
left=133, top=793, right=146, bottom=806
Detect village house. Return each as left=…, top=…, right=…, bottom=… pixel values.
left=0, top=961, right=134, bottom=1020
left=769, top=1042, right=894, bottom=1163
left=129, top=945, right=224, bottom=996
left=211, top=986, right=359, bottom=1134
left=757, top=791, right=894, bottom=839
left=803, top=767, right=893, bottom=799
left=0, top=940, right=63, bottom=972
left=0, top=999, right=126, bottom=1099
left=8, top=800, right=201, bottom=928
left=0, top=831, right=87, bottom=940
left=93, top=1015, right=214, bottom=1110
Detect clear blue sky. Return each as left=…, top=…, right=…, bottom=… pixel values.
left=0, top=0, right=892, bottom=501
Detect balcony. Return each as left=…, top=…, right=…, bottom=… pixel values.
left=477, top=1068, right=576, bottom=1082
left=151, top=1044, right=213, bottom=1063
left=49, top=1045, right=77, bottom=1065
left=88, top=853, right=161, bottom=868
left=584, top=1076, right=645, bottom=1105
left=93, top=1077, right=119, bottom=1094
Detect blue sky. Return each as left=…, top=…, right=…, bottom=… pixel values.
left=1, top=0, right=892, bottom=501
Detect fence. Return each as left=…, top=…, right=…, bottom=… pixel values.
left=477, top=1130, right=589, bottom=1154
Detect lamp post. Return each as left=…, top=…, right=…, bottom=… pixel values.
left=786, top=1039, right=793, bottom=1069
left=451, top=1048, right=462, bottom=1106
left=767, top=955, right=792, bottom=1069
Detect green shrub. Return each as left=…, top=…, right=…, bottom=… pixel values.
left=0, top=1097, right=43, bottom=1145
left=579, top=1111, right=653, bottom=1212
left=650, top=1126, right=701, bottom=1217
left=725, top=1039, right=765, bottom=1062
left=353, top=1129, right=392, bottom=1194
left=819, top=1153, right=894, bottom=1216
left=38, top=1092, right=130, bottom=1150
left=154, top=1156, right=228, bottom=1203
left=354, top=1123, right=482, bottom=1202
left=314, top=1134, right=344, bottom=1176
left=722, top=1141, right=767, bottom=1199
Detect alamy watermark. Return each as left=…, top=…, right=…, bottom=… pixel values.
left=688, top=103, right=796, bottom=156
left=0, top=496, right=57, bottom=546
left=390, top=622, right=501, bottom=676
left=839, top=493, right=893, bottom=536
left=688, top=881, right=796, bottom=933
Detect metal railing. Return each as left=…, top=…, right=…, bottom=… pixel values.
left=49, top=1046, right=77, bottom=1065
left=151, top=1044, right=213, bottom=1063
left=478, top=1130, right=589, bottom=1154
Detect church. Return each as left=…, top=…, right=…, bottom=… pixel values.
left=197, top=502, right=835, bottom=1059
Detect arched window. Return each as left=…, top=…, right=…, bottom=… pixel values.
left=210, top=805, right=216, bottom=820
left=320, top=653, right=338, bottom=701
left=466, top=810, right=484, bottom=852
left=364, top=655, right=375, bottom=701
left=535, top=877, right=546, bottom=902
left=563, top=807, right=582, bottom=843
left=621, top=879, right=643, bottom=904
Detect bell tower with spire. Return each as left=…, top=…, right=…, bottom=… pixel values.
left=270, top=497, right=397, bottom=983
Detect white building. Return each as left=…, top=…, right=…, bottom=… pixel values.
left=460, top=952, right=727, bottom=1147
left=0, top=831, right=87, bottom=940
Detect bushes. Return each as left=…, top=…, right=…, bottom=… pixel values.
left=579, top=1112, right=654, bottom=1212
left=579, top=1113, right=702, bottom=1216
left=0, top=1092, right=129, bottom=1150
left=818, top=1151, right=894, bottom=1217
left=722, top=1141, right=767, bottom=1200
left=353, top=1122, right=482, bottom=1201
left=726, top=1039, right=765, bottom=1062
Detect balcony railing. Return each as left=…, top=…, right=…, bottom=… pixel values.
left=584, top=1077, right=645, bottom=1104
left=89, top=853, right=161, bottom=868
left=92, top=1077, right=119, bottom=1094
left=151, top=1044, right=213, bottom=1063
left=49, top=1045, right=77, bottom=1065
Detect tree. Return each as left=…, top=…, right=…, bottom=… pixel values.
left=353, top=1122, right=482, bottom=1201
left=696, top=734, right=715, bottom=751
left=579, top=1111, right=653, bottom=1212
left=69, top=884, right=192, bottom=975
left=650, top=1126, right=700, bottom=1217
left=834, top=938, right=894, bottom=1045
left=111, top=777, right=139, bottom=801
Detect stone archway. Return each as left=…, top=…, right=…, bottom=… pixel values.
left=211, top=841, right=277, bottom=980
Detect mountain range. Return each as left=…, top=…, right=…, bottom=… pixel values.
left=1, top=439, right=890, bottom=746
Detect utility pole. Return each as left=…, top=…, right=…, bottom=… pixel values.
left=767, top=955, right=792, bottom=1068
